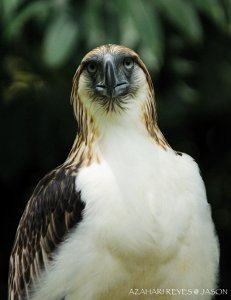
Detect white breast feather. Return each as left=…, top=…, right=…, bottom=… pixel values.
left=31, top=119, right=219, bottom=300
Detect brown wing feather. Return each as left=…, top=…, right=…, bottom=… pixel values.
left=8, top=165, right=85, bottom=300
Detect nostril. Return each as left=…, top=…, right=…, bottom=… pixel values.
left=114, top=81, right=128, bottom=88
left=95, top=82, right=129, bottom=97
left=96, top=84, right=106, bottom=89
left=96, top=84, right=106, bottom=92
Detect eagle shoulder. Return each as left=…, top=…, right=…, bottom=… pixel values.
left=8, top=165, right=85, bottom=300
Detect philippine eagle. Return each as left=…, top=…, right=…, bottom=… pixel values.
left=8, top=44, right=219, bottom=300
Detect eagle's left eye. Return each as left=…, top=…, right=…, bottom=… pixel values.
left=123, top=57, right=134, bottom=70
left=87, top=62, right=97, bottom=74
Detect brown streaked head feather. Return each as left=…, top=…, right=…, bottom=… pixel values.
left=71, top=44, right=155, bottom=112
left=70, top=44, right=169, bottom=150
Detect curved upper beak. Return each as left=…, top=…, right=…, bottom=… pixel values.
left=95, top=58, right=129, bottom=98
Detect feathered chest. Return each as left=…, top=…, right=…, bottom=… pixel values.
left=24, top=132, right=214, bottom=300
left=75, top=135, right=193, bottom=262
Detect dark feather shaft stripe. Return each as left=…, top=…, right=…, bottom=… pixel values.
left=8, top=165, right=85, bottom=299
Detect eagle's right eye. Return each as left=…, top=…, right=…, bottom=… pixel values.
left=87, top=62, right=97, bottom=74
left=123, top=57, right=134, bottom=70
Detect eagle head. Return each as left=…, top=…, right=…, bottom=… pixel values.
left=71, top=44, right=154, bottom=115
left=70, top=45, right=167, bottom=153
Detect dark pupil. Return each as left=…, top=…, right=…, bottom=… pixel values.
left=125, top=59, right=131, bottom=66
left=88, top=63, right=96, bottom=72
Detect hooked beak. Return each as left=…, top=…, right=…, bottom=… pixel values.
left=95, top=58, right=129, bottom=98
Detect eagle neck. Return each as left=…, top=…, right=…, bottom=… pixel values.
left=65, top=111, right=101, bottom=168
left=141, top=96, right=170, bottom=150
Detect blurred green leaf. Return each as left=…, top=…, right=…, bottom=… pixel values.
left=223, top=0, right=231, bottom=32
left=42, top=14, right=78, bottom=67
left=4, top=1, right=52, bottom=39
left=84, top=0, right=106, bottom=48
left=127, top=0, right=164, bottom=69
left=176, top=81, right=199, bottom=103
left=2, top=0, right=22, bottom=22
left=157, top=0, right=203, bottom=42
left=193, top=0, right=226, bottom=30
left=170, top=58, right=195, bottom=76
left=119, top=15, right=139, bottom=48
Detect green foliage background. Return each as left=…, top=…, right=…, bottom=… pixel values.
left=1, top=0, right=231, bottom=298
